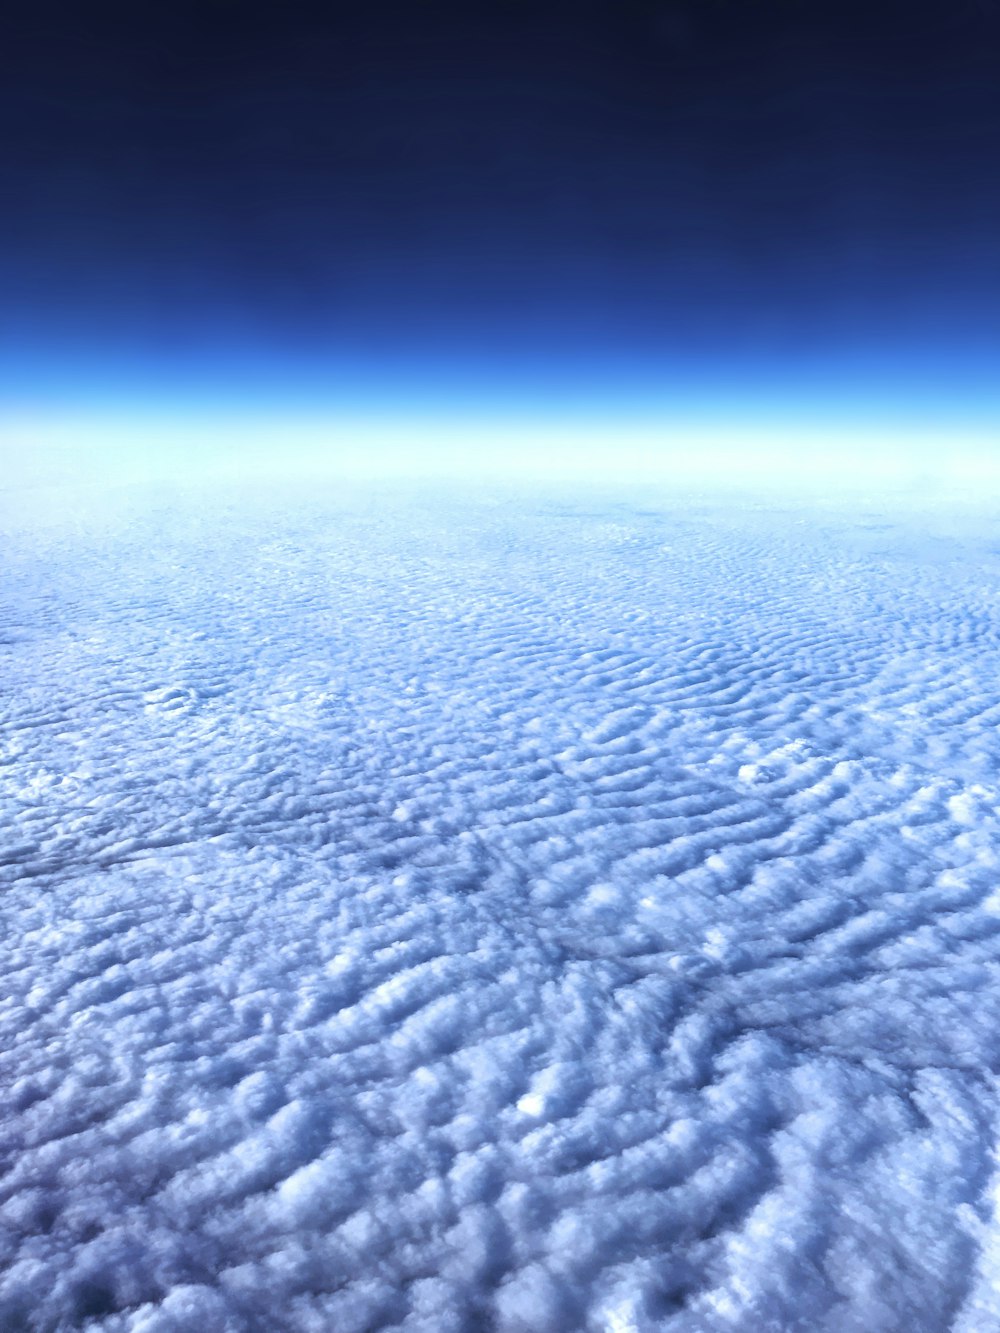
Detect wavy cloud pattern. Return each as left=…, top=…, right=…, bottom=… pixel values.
left=3, top=482, right=1000, bottom=1331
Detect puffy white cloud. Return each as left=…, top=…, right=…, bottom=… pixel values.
left=2, top=478, right=999, bottom=1329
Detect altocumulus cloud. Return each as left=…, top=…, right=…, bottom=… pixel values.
left=2, top=477, right=1000, bottom=1330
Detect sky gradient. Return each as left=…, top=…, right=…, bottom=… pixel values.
left=3, top=0, right=999, bottom=470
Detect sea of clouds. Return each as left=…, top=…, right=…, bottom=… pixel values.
left=3, top=471, right=1000, bottom=1330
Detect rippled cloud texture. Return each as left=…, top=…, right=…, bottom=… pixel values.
left=4, top=465, right=1000, bottom=1330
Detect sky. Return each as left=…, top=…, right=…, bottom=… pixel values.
left=3, top=0, right=1000, bottom=469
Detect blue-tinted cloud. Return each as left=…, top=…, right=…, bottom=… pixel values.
left=3, top=478, right=1000, bottom=1328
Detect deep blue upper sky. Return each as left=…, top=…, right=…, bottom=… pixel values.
left=4, top=0, right=1000, bottom=417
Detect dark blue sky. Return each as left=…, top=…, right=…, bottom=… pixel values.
left=4, top=0, right=1000, bottom=421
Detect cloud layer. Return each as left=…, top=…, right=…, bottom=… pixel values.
left=3, top=479, right=1000, bottom=1330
